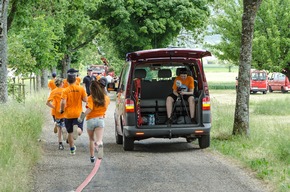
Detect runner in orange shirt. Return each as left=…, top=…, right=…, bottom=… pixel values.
left=76, top=74, right=81, bottom=86
left=62, top=78, right=69, bottom=88
left=60, top=68, right=87, bottom=155
left=78, top=77, right=110, bottom=162
left=46, top=78, right=68, bottom=150
left=47, top=72, right=58, bottom=134
left=48, top=72, right=57, bottom=91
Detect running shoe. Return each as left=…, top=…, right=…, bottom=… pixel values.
left=59, top=143, right=64, bottom=150
left=54, top=122, right=58, bottom=133
left=72, top=125, right=78, bottom=140
left=70, top=146, right=76, bottom=155
left=90, top=156, right=96, bottom=163
left=97, top=144, right=103, bottom=159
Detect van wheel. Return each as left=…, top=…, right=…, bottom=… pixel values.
left=269, top=86, right=273, bottom=92
left=123, top=131, right=134, bottom=151
left=198, top=135, right=210, bottom=149
left=281, top=87, right=288, bottom=93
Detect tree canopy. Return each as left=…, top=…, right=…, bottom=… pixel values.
left=93, top=0, right=211, bottom=57
left=208, top=0, right=289, bottom=76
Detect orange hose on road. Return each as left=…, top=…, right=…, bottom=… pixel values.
left=75, top=159, right=102, bottom=192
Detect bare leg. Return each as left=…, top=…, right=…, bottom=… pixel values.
left=68, top=133, right=74, bottom=148
left=87, top=129, right=95, bottom=157
left=166, top=96, right=174, bottom=118
left=57, top=127, right=62, bottom=142
left=77, top=127, right=83, bottom=136
left=188, top=96, right=195, bottom=118
left=95, top=127, right=104, bottom=146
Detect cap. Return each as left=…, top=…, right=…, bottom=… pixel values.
left=52, top=72, right=56, bottom=78
left=67, top=68, right=79, bottom=73
left=99, top=77, right=108, bottom=87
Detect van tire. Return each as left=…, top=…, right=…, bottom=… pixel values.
left=123, top=131, right=134, bottom=151
left=198, top=135, right=210, bottom=149
left=281, top=87, right=288, bottom=93
left=269, top=86, right=273, bottom=92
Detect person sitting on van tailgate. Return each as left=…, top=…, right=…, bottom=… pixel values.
left=60, top=68, right=87, bottom=155
left=166, top=68, right=196, bottom=124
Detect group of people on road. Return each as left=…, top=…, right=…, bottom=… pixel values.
left=46, top=68, right=110, bottom=163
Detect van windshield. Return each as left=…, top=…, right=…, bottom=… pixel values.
left=252, top=72, right=267, bottom=81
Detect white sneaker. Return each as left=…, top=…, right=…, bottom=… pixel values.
left=73, top=125, right=78, bottom=140
left=97, top=144, right=103, bottom=159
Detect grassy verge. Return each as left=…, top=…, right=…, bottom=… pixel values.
left=0, top=90, right=47, bottom=191
left=211, top=90, right=290, bottom=192
left=208, top=82, right=236, bottom=90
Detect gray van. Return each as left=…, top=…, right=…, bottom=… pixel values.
left=109, top=48, right=212, bottom=151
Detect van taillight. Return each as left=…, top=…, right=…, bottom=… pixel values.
left=202, top=96, right=210, bottom=110
left=125, top=99, right=135, bottom=113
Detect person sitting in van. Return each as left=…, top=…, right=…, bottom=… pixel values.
left=166, top=68, right=196, bottom=124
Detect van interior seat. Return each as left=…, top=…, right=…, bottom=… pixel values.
left=134, top=69, right=147, bottom=79
left=158, top=69, right=172, bottom=80
left=139, top=68, right=198, bottom=114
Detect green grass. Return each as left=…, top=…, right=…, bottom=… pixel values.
left=211, top=92, right=290, bottom=192
left=208, top=82, right=236, bottom=90
left=0, top=90, right=46, bottom=191
left=204, top=64, right=239, bottom=73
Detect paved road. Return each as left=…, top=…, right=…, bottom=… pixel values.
left=33, top=94, right=270, bottom=192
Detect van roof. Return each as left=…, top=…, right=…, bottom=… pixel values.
left=126, top=48, right=212, bottom=62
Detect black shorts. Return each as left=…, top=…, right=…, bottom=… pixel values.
left=168, top=93, right=194, bottom=102
left=65, top=118, right=84, bottom=133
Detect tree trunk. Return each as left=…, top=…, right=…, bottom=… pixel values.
left=233, top=0, right=262, bottom=136
left=0, top=0, right=9, bottom=103
left=61, top=54, right=71, bottom=78
left=36, top=74, right=41, bottom=92
left=41, top=69, right=48, bottom=88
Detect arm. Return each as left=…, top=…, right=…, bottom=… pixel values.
left=179, top=89, right=194, bottom=95
left=60, top=99, right=66, bottom=113
left=46, top=100, right=55, bottom=109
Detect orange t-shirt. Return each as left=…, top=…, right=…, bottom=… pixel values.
left=61, top=84, right=87, bottom=119
left=86, top=95, right=110, bottom=120
left=76, top=76, right=81, bottom=85
left=172, top=76, right=194, bottom=91
left=62, top=79, right=69, bottom=88
left=48, top=79, right=56, bottom=90
left=47, top=87, right=65, bottom=119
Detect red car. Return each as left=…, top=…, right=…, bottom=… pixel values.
left=236, top=69, right=268, bottom=94
left=268, top=72, right=290, bottom=93
left=250, top=69, right=268, bottom=94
